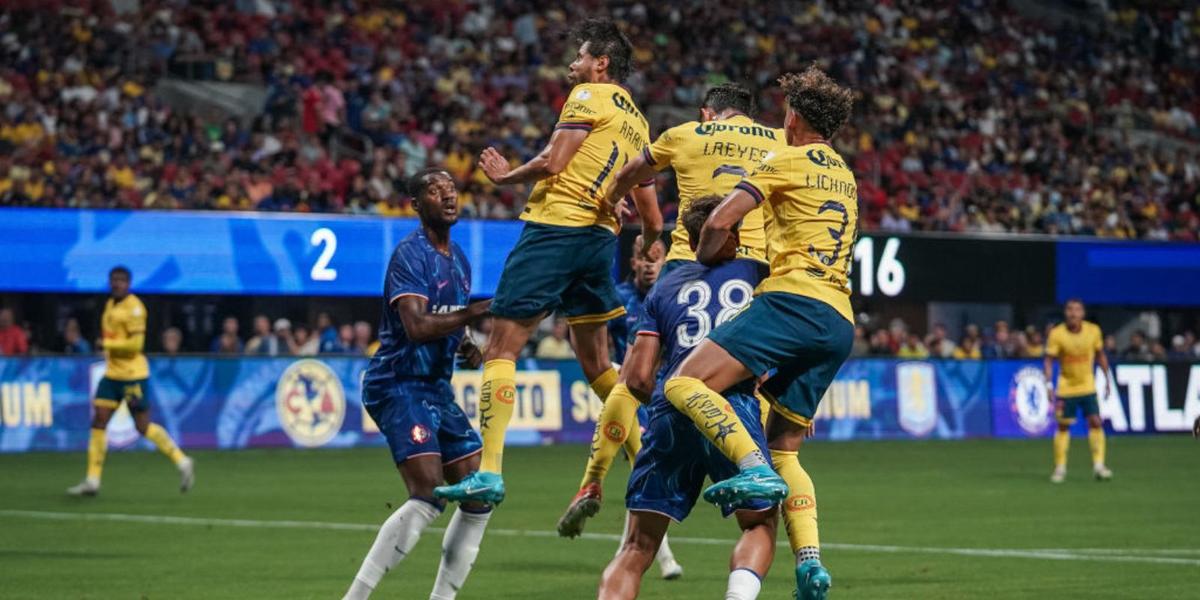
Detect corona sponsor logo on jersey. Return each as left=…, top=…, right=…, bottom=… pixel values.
left=276, top=359, right=346, bottom=447
left=897, top=362, right=938, bottom=437
left=1011, top=366, right=1053, bottom=435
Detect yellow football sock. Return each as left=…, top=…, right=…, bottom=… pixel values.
left=664, top=376, right=765, bottom=468
left=86, top=428, right=107, bottom=482
left=1053, top=429, right=1070, bottom=468
left=580, top=383, right=640, bottom=488
left=1088, top=427, right=1106, bottom=467
left=589, top=367, right=619, bottom=399
left=144, top=423, right=186, bottom=466
left=771, top=449, right=819, bottom=557
left=478, top=359, right=517, bottom=473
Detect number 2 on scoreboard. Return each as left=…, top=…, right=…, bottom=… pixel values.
left=310, top=228, right=338, bottom=281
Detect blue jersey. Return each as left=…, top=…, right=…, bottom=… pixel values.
left=609, top=281, right=649, bottom=363
left=635, top=260, right=761, bottom=406
left=364, top=228, right=470, bottom=384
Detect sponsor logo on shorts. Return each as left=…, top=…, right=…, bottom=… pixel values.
left=785, top=494, right=816, bottom=512
left=603, top=420, right=626, bottom=442
left=276, top=359, right=346, bottom=448
left=411, top=424, right=431, bottom=444
left=1011, top=366, right=1052, bottom=435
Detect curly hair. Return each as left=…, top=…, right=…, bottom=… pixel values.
left=572, top=18, right=634, bottom=81
left=682, top=194, right=736, bottom=242
left=779, top=65, right=854, bottom=139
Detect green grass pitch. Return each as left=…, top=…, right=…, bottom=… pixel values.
left=1, top=437, right=1197, bottom=599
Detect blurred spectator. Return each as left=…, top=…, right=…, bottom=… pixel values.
left=1122, top=330, right=1153, bottom=361
left=925, top=324, right=957, bottom=358
left=1103, top=334, right=1119, bottom=356
left=353, top=321, right=374, bottom=355
left=868, top=329, right=894, bottom=356
left=1149, top=340, right=1169, bottom=361
left=0, top=308, right=29, bottom=355
left=1169, top=335, right=1192, bottom=359
left=292, top=324, right=319, bottom=356
left=162, top=327, right=183, bottom=356
left=245, top=315, right=282, bottom=355
left=896, top=333, right=929, bottom=358
left=851, top=325, right=870, bottom=357
left=536, top=317, right=575, bottom=360
left=955, top=326, right=984, bottom=357
left=62, top=317, right=90, bottom=354
left=983, top=321, right=1014, bottom=359
left=316, top=312, right=338, bottom=350
left=1024, top=327, right=1045, bottom=358
left=211, top=317, right=242, bottom=353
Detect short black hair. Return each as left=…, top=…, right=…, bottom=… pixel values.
left=406, top=168, right=452, bottom=200
left=572, top=18, right=633, bottom=81
left=779, top=65, right=854, bottom=139
left=1065, top=298, right=1085, bottom=309
left=682, top=195, right=732, bottom=242
left=703, top=82, right=756, bottom=117
left=109, top=265, right=131, bottom=279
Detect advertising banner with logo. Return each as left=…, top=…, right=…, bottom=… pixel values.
left=0, top=356, right=604, bottom=454
left=991, top=360, right=1200, bottom=437
left=811, top=359, right=991, bottom=441
left=4, top=357, right=1193, bottom=453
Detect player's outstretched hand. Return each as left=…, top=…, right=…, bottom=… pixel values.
left=479, top=147, right=511, bottom=184
left=457, top=336, right=484, bottom=370
left=613, top=196, right=633, bottom=221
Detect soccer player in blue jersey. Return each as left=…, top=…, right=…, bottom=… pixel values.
left=610, top=236, right=666, bottom=363
left=342, top=168, right=493, bottom=600
left=598, top=195, right=778, bottom=600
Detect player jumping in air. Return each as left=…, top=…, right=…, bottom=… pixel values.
left=598, top=195, right=779, bottom=600
left=435, top=18, right=661, bottom=504
left=662, top=65, right=858, bottom=600
left=68, top=266, right=194, bottom=497
left=558, top=82, right=785, bottom=537
left=343, top=169, right=493, bottom=600
left=1045, top=299, right=1115, bottom=483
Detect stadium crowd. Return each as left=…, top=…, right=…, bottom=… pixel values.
left=0, top=1, right=1198, bottom=239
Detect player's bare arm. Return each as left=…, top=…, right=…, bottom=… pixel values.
left=1096, top=345, right=1115, bottom=398
left=1043, top=353, right=1057, bottom=402
left=605, top=152, right=657, bottom=210
left=621, top=332, right=661, bottom=403
left=478, top=128, right=590, bottom=186
left=395, top=296, right=491, bottom=344
left=629, top=185, right=663, bottom=259
left=696, top=188, right=756, bottom=265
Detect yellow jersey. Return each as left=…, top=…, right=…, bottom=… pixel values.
left=102, top=294, right=149, bottom=380
left=736, top=143, right=858, bottom=322
left=522, top=83, right=650, bottom=234
left=643, top=115, right=785, bottom=263
left=1046, top=322, right=1103, bottom=397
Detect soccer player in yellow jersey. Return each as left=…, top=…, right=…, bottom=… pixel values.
left=663, top=66, right=857, bottom=600
left=435, top=19, right=661, bottom=504
left=67, top=266, right=194, bottom=497
left=555, top=82, right=785, bottom=540
left=1045, top=299, right=1114, bottom=483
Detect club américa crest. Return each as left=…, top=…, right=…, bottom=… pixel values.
left=276, top=359, right=346, bottom=447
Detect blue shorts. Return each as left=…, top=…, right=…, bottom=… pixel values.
left=363, top=378, right=482, bottom=465
left=94, top=377, right=151, bottom=413
left=626, top=392, right=774, bottom=522
left=708, top=292, right=853, bottom=426
left=491, top=222, right=624, bottom=325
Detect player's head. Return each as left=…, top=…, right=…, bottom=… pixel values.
left=408, top=168, right=458, bottom=229
left=568, top=18, right=633, bottom=85
left=1064, top=298, right=1085, bottom=327
left=778, top=64, right=854, bottom=145
left=630, top=235, right=666, bottom=291
left=683, top=194, right=738, bottom=260
left=700, top=83, right=756, bottom=122
left=108, top=265, right=131, bottom=299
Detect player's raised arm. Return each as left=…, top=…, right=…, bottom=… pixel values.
left=696, top=188, right=756, bottom=265
left=394, top=296, right=491, bottom=344
left=478, top=127, right=590, bottom=186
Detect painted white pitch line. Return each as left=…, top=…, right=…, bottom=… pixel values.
left=2, top=509, right=1197, bottom=567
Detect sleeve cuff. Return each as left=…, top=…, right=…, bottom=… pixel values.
left=635, top=330, right=660, bottom=337
left=641, top=146, right=658, bottom=167
left=555, top=122, right=593, bottom=132
left=735, top=181, right=766, bottom=205
left=390, top=292, right=429, bottom=304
